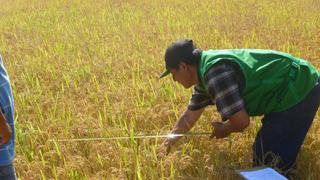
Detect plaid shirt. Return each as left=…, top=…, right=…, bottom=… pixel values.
left=188, top=63, right=245, bottom=120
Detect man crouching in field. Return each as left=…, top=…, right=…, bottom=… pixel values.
left=0, top=54, right=16, bottom=179
left=158, top=39, right=320, bottom=176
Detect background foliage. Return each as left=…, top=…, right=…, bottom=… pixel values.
left=0, top=0, right=319, bottom=179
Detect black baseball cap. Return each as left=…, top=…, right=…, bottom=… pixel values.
left=159, top=39, right=196, bottom=78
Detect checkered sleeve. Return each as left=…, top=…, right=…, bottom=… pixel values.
left=188, top=85, right=214, bottom=111
left=204, top=63, right=245, bottom=120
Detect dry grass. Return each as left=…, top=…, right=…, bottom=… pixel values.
left=0, top=0, right=319, bottom=179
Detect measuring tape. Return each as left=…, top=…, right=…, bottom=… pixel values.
left=50, top=132, right=212, bottom=142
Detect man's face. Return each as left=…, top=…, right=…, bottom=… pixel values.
left=169, top=63, right=194, bottom=88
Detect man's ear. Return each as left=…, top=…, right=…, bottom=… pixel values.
left=179, top=62, right=188, bottom=72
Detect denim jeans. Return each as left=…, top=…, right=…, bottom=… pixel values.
left=0, top=164, right=16, bottom=180
left=253, top=79, right=320, bottom=175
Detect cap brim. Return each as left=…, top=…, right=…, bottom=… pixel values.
left=159, top=69, right=170, bottom=79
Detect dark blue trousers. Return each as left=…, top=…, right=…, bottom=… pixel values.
left=0, top=164, right=16, bottom=180
left=253, top=79, right=320, bottom=175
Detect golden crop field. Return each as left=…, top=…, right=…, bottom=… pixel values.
left=0, top=0, right=320, bottom=179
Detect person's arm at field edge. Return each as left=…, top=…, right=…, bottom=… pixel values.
left=0, top=111, right=12, bottom=144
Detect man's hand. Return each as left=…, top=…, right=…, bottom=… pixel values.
left=156, top=138, right=175, bottom=159
left=157, top=142, right=170, bottom=159
left=210, top=121, right=232, bottom=139
left=0, top=122, right=12, bottom=145
left=210, top=110, right=250, bottom=139
left=157, top=108, right=205, bottom=159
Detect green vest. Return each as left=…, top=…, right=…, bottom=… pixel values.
left=199, top=49, right=320, bottom=116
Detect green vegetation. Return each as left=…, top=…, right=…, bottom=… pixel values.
left=0, top=0, right=319, bottom=179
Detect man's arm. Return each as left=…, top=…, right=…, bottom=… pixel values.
left=0, top=111, right=12, bottom=144
left=158, top=85, right=211, bottom=156
left=163, top=108, right=205, bottom=147
left=204, top=63, right=249, bottom=138
left=211, top=110, right=249, bottom=139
